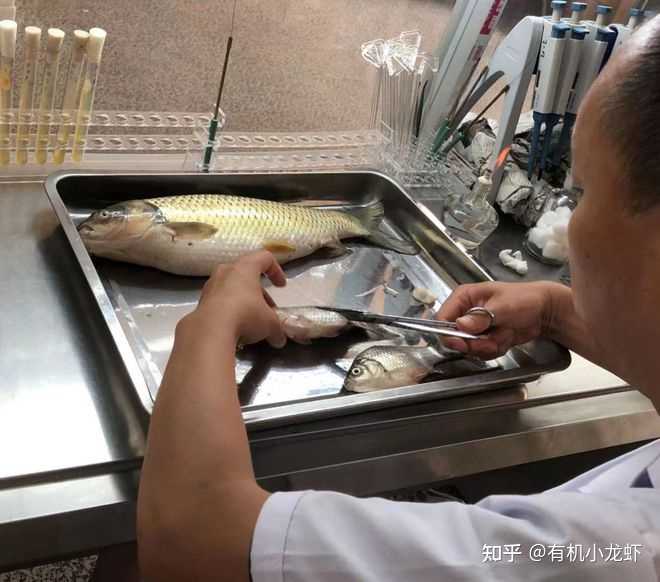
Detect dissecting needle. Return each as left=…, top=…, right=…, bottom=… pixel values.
left=72, top=27, right=106, bottom=163
left=15, top=25, right=40, bottom=165
left=202, top=36, right=232, bottom=172
left=0, top=19, right=16, bottom=166
left=53, top=29, right=89, bottom=165
left=35, top=28, right=65, bottom=164
left=203, top=0, right=237, bottom=172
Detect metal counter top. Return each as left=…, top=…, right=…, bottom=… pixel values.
left=1, top=176, right=659, bottom=570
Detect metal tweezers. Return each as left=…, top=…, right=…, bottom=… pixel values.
left=318, top=307, right=488, bottom=341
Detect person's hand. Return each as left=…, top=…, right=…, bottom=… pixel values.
left=182, top=251, right=287, bottom=348
left=436, top=281, right=562, bottom=360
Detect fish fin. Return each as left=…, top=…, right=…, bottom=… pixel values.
left=263, top=240, right=297, bottom=254
left=166, top=222, right=218, bottom=241
left=348, top=201, right=418, bottom=255
left=322, top=241, right=348, bottom=258
left=364, top=230, right=418, bottom=255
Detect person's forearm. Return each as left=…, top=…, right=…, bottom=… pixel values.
left=544, top=283, right=606, bottom=367
left=138, top=316, right=267, bottom=582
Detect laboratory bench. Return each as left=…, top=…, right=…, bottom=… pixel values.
left=1, top=172, right=659, bottom=571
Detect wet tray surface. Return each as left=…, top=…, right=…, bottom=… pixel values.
left=45, top=171, right=570, bottom=428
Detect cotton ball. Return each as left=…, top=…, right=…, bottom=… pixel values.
left=529, top=226, right=552, bottom=249
left=537, top=211, right=558, bottom=228
left=555, top=216, right=571, bottom=230
left=555, top=206, right=572, bottom=220
left=543, top=240, right=569, bottom=261
left=553, top=223, right=569, bottom=245
left=499, top=249, right=528, bottom=275
left=515, top=259, right=529, bottom=275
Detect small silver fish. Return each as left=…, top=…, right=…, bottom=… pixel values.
left=343, top=337, right=408, bottom=359
left=276, top=307, right=351, bottom=344
left=344, top=345, right=458, bottom=393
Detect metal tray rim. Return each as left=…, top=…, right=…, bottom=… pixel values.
left=44, top=169, right=571, bottom=428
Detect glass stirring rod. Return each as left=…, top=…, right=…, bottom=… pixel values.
left=72, top=28, right=106, bottom=163
left=15, top=26, right=40, bottom=165
left=53, top=30, right=88, bottom=165
left=0, top=19, right=16, bottom=166
left=35, top=28, right=65, bottom=165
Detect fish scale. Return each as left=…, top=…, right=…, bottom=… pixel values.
left=146, top=195, right=364, bottom=249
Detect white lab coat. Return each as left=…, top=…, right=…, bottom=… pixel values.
left=251, top=440, right=660, bottom=581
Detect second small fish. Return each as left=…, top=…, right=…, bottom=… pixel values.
left=344, top=345, right=460, bottom=393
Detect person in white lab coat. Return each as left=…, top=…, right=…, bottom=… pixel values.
left=136, top=16, right=660, bottom=582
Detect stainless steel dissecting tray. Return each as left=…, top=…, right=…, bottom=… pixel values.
left=45, top=170, right=570, bottom=428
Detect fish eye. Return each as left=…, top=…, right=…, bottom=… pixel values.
left=99, top=210, right=110, bottom=219
left=350, top=367, right=363, bottom=377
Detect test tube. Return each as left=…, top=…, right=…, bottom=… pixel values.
left=53, top=30, right=89, bottom=164
left=0, top=19, right=16, bottom=166
left=72, top=27, right=106, bottom=163
left=15, top=26, right=40, bottom=165
left=35, top=28, right=65, bottom=164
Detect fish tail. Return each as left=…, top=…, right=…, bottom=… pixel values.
left=428, top=345, right=463, bottom=367
left=349, top=201, right=385, bottom=232
left=349, top=202, right=418, bottom=255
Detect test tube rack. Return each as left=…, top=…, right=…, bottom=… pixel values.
left=0, top=109, right=222, bottom=164
left=0, top=106, right=449, bottom=195
left=190, top=125, right=385, bottom=175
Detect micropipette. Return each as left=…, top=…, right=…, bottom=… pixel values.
left=528, top=12, right=569, bottom=179
left=567, top=2, right=587, bottom=24
left=0, top=19, right=16, bottom=166
left=203, top=35, right=232, bottom=172
left=550, top=0, right=566, bottom=22
left=35, top=28, right=65, bottom=165
left=628, top=7, right=645, bottom=28
left=15, top=26, right=40, bottom=165
left=594, top=5, right=620, bottom=67
left=551, top=26, right=587, bottom=167
left=556, top=25, right=611, bottom=168
left=53, top=30, right=89, bottom=165
left=72, top=28, right=106, bottom=163
left=609, top=8, right=645, bottom=58
left=595, top=4, right=612, bottom=28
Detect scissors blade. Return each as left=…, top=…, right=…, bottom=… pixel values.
left=317, top=307, right=452, bottom=327
left=316, top=307, right=486, bottom=341
left=386, top=320, right=487, bottom=341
